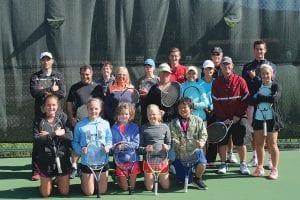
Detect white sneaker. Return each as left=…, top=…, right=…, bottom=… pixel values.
left=218, top=163, right=228, bottom=174
left=247, top=157, right=258, bottom=167
left=227, top=153, right=238, bottom=163
left=169, top=164, right=176, bottom=174
left=240, top=162, right=250, bottom=175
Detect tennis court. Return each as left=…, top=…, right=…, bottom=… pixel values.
left=0, top=150, right=299, bottom=200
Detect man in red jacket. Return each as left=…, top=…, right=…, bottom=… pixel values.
left=212, top=56, right=250, bottom=175
left=168, top=47, right=187, bottom=83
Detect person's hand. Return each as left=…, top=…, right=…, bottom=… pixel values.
left=180, top=138, right=186, bottom=146
left=103, top=146, right=110, bottom=153
left=248, top=70, right=256, bottom=79
left=70, top=117, right=77, bottom=127
left=145, top=145, right=153, bottom=152
left=223, top=119, right=233, bottom=125
left=162, top=144, right=169, bottom=151
left=38, top=130, right=49, bottom=136
left=196, top=140, right=205, bottom=149
left=51, top=82, right=59, bottom=92
left=55, top=128, right=65, bottom=136
left=139, top=88, right=149, bottom=97
left=82, top=147, right=88, bottom=154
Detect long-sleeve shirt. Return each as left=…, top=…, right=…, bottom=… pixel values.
left=30, top=69, right=66, bottom=118
left=73, top=117, right=112, bottom=166
left=212, top=73, right=249, bottom=120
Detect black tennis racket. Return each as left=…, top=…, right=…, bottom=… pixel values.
left=139, top=77, right=159, bottom=92
left=207, top=121, right=233, bottom=144
left=86, top=143, right=108, bottom=198
left=113, top=142, right=136, bottom=195
left=76, top=104, right=88, bottom=121
left=119, top=88, right=140, bottom=104
left=146, top=144, right=169, bottom=196
left=161, top=81, right=180, bottom=107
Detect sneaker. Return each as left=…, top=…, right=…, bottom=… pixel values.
left=267, top=159, right=273, bottom=170
left=218, top=163, right=228, bottom=174
left=247, top=157, right=258, bottom=167
left=31, top=173, right=40, bottom=181
left=268, top=168, right=278, bottom=180
left=240, top=162, right=250, bottom=175
left=227, top=153, right=238, bottom=163
left=193, top=178, right=208, bottom=190
left=70, top=167, right=77, bottom=179
left=169, top=164, right=176, bottom=174
left=252, top=167, right=265, bottom=177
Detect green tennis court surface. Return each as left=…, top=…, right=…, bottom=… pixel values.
left=0, top=150, right=299, bottom=200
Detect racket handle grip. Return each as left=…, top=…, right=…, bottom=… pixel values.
left=184, top=176, right=188, bottom=193
left=55, top=157, right=63, bottom=174
left=263, top=121, right=267, bottom=136
left=154, top=182, right=158, bottom=196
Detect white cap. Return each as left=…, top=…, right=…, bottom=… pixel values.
left=203, top=60, right=215, bottom=69
left=186, top=66, right=198, bottom=74
left=40, top=52, right=53, bottom=59
left=158, top=63, right=171, bottom=73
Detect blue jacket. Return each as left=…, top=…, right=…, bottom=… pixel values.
left=73, top=117, right=112, bottom=166
left=111, top=122, right=140, bottom=161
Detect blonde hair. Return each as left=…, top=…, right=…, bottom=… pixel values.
left=114, top=102, right=136, bottom=122
left=115, top=66, right=131, bottom=85
left=147, top=104, right=163, bottom=122
left=260, top=64, right=273, bottom=75
left=87, top=98, right=104, bottom=116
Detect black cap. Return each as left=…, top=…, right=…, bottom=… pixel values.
left=211, top=47, right=223, bottom=54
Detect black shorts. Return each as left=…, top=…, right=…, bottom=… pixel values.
left=218, top=118, right=249, bottom=146
left=80, top=164, right=109, bottom=174
left=253, top=119, right=276, bottom=132
left=37, top=157, right=72, bottom=178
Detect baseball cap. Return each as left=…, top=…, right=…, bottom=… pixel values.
left=186, top=66, right=198, bottom=74
left=211, top=46, right=223, bottom=54
left=144, top=59, right=155, bottom=67
left=203, top=60, right=215, bottom=69
left=158, top=63, right=171, bottom=73
left=222, top=56, right=233, bottom=64
left=40, top=52, right=53, bottom=59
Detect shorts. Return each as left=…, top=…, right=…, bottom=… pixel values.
left=37, top=157, right=72, bottom=178
left=143, top=160, right=169, bottom=174
left=172, top=149, right=207, bottom=184
left=218, top=118, right=249, bottom=146
left=253, top=119, right=276, bottom=132
left=81, top=163, right=109, bottom=174
left=115, top=161, right=141, bottom=176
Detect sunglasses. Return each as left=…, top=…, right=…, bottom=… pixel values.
left=211, top=53, right=220, bottom=56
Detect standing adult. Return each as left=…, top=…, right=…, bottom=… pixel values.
left=136, top=59, right=160, bottom=125
left=104, top=66, right=134, bottom=125
left=66, top=64, right=104, bottom=177
left=168, top=47, right=187, bottom=83
left=97, top=61, right=115, bottom=97
left=242, top=40, right=277, bottom=168
left=142, top=63, right=179, bottom=124
left=30, top=51, right=66, bottom=181
left=212, top=56, right=250, bottom=175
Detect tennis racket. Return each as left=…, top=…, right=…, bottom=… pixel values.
left=113, top=142, right=136, bottom=195
left=179, top=148, right=200, bottom=193
left=86, top=143, right=108, bottom=198
left=119, top=88, right=140, bottom=104
left=161, top=81, right=180, bottom=107
left=182, top=86, right=202, bottom=112
left=139, top=77, right=159, bottom=92
left=207, top=121, right=233, bottom=144
left=37, top=77, right=59, bottom=90
left=76, top=104, right=88, bottom=121
left=146, top=144, right=169, bottom=196
left=258, top=104, right=273, bottom=136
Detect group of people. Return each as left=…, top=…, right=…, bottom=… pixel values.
left=29, top=41, right=284, bottom=197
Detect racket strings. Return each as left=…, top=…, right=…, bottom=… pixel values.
left=161, top=85, right=180, bottom=107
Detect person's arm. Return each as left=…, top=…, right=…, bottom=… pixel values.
left=72, top=124, right=83, bottom=156
left=163, top=124, right=171, bottom=151
left=51, top=73, right=66, bottom=99
left=196, top=118, right=207, bottom=149
left=128, top=123, right=140, bottom=149
left=30, top=73, right=50, bottom=98
left=235, top=78, right=249, bottom=118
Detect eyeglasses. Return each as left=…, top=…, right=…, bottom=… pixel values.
left=211, top=53, right=220, bottom=56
